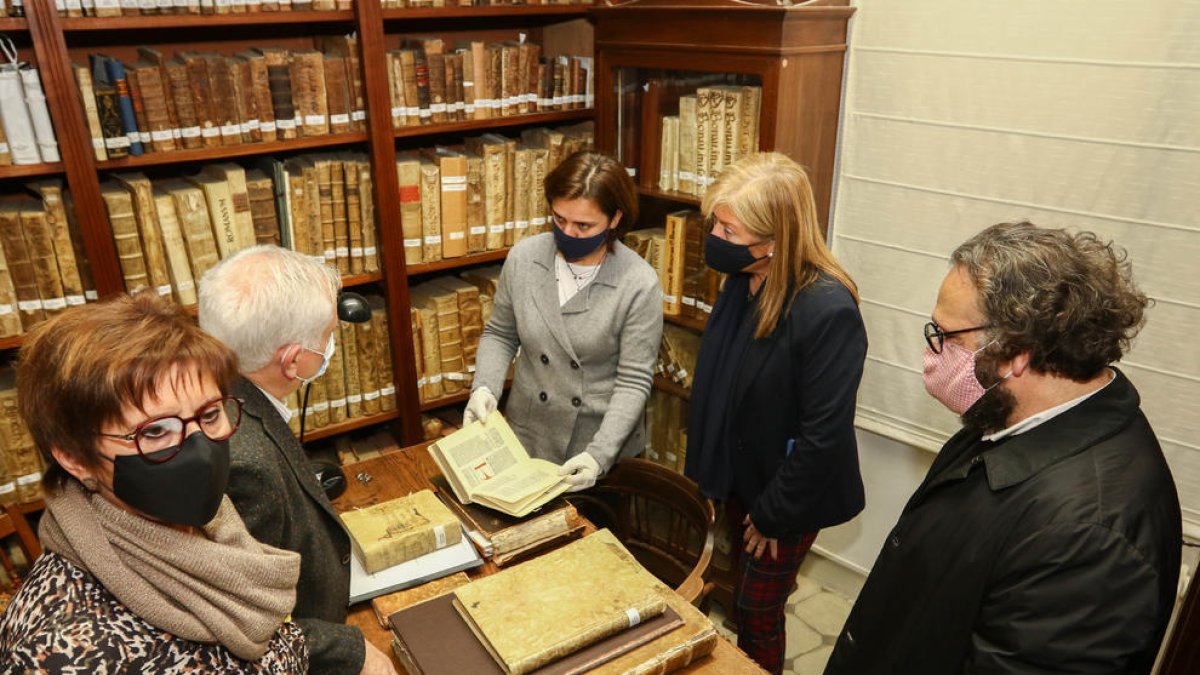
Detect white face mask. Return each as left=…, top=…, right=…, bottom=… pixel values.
left=297, top=334, right=335, bottom=385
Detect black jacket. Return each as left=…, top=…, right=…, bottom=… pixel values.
left=824, top=369, right=1181, bottom=675
left=226, top=377, right=364, bottom=674
left=686, top=275, right=868, bottom=539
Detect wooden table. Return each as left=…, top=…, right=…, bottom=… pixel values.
left=334, top=443, right=765, bottom=674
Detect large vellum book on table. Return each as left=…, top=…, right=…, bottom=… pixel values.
left=452, top=529, right=668, bottom=675
left=340, top=489, right=463, bottom=574
left=427, top=410, right=569, bottom=518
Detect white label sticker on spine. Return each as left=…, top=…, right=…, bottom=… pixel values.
left=625, top=608, right=642, bottom=627
left=260, top=121, right=277, bottom=133
left=18, top=300, right=42, bottom=312
left=433, top=524, right=447, bottom=548
left=424, top=235, right=442, bottom=245
left=42, top=297, right=67, bottom=311
left=351, top=110, right=367, bottom=121
left=403, top=238, right=421, bottom=248
left=157, top=285, right=172, bottom=297
left=182, top=126, right=201, bottom=138
left=66, top=295, right=86, bottom=306
left=468, top=226, right=486, bottom=236
left=331, top=113, right=350, bottom=125
left=448, top=232, right=464, bottom=240
left=0, top=483, right=13, bottom=496
left=0, top=304, right=12, bottom=316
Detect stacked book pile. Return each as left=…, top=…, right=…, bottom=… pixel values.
left=54, top=0, right=353, bottom=17
left=74, top=37, right=366, bottom=161
left=0, top=61, right=59, bottom=166
left=408, top=264, right=505, bottom=403
left=624, top=209, right=718, bottom=320
left=283, top=295, right=399, bottom=435
left=98, top=153, right=378, bottom=304
left=657, top=324, right=700, bottom=390
left=657, top=84, right=762, bottom=197
left=0, top=369, right=45, bottom=506
left=398, top=123, right=593, bottom=265
left=0, top=181, right=97, bottom=338
left=385, top=39, right=592, bottom=129
left=384, top=530, right=719, bottom=675
left=644, top=389, right=689, bottom=474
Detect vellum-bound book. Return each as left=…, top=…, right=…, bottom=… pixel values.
left=341, top=489, right=463, bottom=574
left=427, top=410, right=569, bottom=518
left=453, top=529, right=667, bottom=675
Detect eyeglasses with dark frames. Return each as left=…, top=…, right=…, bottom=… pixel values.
left=99, top=396, right=244, bottom=463
left=924, top=321, right=991, bottom=355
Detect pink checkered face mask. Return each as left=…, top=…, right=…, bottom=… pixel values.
left=923, top=340, right=1004, bottom=415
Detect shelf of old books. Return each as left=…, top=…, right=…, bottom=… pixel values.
left=58, top=11, right=357, bottom=31
left=94, top=131, right=370, bottom=170
left=0, top=17, right=27, bottom=31
left=0, top=163, right=66, bottom=179
left=639, top=185, right=700, bottom=207
left=610, top=67, right=763, bottom=199
left=380, top=5, right=590, bottom=22
left=405, top=247, right=508, bottom=276
left=393, top=109, right=592, bottom=140
left=304, top=409, right=401, bottom=444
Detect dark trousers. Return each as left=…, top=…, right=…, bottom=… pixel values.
left=726, top=499, right=818, bottom=675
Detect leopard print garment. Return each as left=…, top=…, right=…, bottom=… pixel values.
left=0, top=552, right=309, bottom=674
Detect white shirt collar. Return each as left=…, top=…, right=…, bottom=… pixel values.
left=981, top=369, right=1115, bottom=442
left=253, top=382, right=294, bottom=423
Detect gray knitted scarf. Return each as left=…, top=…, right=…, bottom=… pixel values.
left=38, top=480, right=301, bottom=661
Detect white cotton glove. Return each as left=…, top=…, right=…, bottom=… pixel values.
left=559, top=452, right=601, bottom=492
left=463, top=387, right=498, bottom=426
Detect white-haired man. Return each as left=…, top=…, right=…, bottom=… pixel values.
left=199, top=245, right=395, bottom=675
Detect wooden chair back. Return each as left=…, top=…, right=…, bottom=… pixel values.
left=567, top=458, right=716, bottom=606
left=0, top=504, right=41, bottom=593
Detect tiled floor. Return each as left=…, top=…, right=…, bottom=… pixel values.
left=709, top=571, right=856, bottom=675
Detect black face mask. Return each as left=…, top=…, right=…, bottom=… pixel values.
left=105, top=432, right=231, bottom=528
left=553, top=224, right=609, bottom=261
left=704, top=233, right=769, bottom=274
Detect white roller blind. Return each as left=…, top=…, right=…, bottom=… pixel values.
left=830, top=1, right=1200, bottom=523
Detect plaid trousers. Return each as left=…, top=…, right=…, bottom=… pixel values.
left=726, top=500, right=818, bottom=675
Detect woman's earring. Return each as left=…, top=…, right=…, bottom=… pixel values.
left=82, top=477, right=99, bottom=492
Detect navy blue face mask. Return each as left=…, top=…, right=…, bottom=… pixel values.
left=705, top=233, right=770, bottom=274
left=553, top=224, right=609, bottom=261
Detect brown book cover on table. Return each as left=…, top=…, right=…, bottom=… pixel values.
left=150, top=188, right=198, bottom=307
left=341, top=489, right=463, bottom=574
left=112, top=173, right=172, bottom=298
left=98, top=183, right=149, bottom=294
left=161, top=179, right=220, bottom=282
left=258, top=47, right=297, bottom=140
left=372, top=571, right=471, bottom=627
left=453, top=530, right=667, bottom=675
left=396, top=151, right=424, bottom=264
left=392, top=579, right=684, bottom=675
left=163, top=58, right=202, bottom=150
left=244, top=170, right=281, bottom=246
left=72, top=62, right=108, bottom=161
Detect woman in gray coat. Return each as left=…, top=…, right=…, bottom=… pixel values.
left=465, top=151, right=663, bottom=492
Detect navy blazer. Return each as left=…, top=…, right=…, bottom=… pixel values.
left=688, top=274, right=867, bottom=539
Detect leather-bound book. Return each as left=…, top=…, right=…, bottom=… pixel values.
left=150, top=188, right=198, bottom=307
left=186, top=174, right=239, bottom=259
left=178, top=52, right=219, bottom=148
left=163, top=58, right=201, bottom=150
left=410, top=298, right=441, bottom=401
left=418, top=158, right=442, bottom=262
left=134, top=47, right=180, bottom=146
left=340, top=319, right=363, bottom=417
left=129, top=61, right=176, bottom=153
left=315, top=34, right=366, bottom=131
left=510, top=147, right=531, bottom=245
left=372, top=572, right=471, bottom=628
left=88, top=56, right=129, bottom=159
left=204, top=55, right=243, bottom=147
left=100, top=57, right=143, bottom=156
left=282, top=157, right=315, bottom=257
left=244, top=169, right=280, bottom=246
left=498, top=135, right=516, bottom=246
left=15, top=202, right=65, bottom=319
left=409, top=311, right=427, bottom=405
left=410, top=284, right=462, bottom=396
left=460, top=47, right=475, bottom=119
left=28, top=181, right=84, bottom=308
left=426, top=276, right=480, bottom=375
left=201, top=163, right=256, bottom=251
left=343, top=154, right=363, bottom=274
left=386, top=51, right=405, bottom=128
left=465, top=152, right=486, bottom=253
left=161, top=179, right=220, bottom=281
left=98, top=183, right=150, bottom=294
left=355, top=309, right=382, bottom=415
left=60, top=192, right=95, bottom=307
left=499, top=43, right=518, bottom=117
left=237, top=50, right=275, bottom=143
left=739, top=85, right=761, bottom=159
left=112, top=173, right=173, bottom=300
left=322, top=324, right=349, bottom=424
left=357, top=157, right=379, bottom=273
left=452, top=530, right=668, bottom=675
left=426, top=53, right=447, bottom=124
left=520, top=127, right=563, bottom=173
left=396, top=152, right=423, bottom=265
left=371, top=295, right=396, bottom=411
left=515, top=43, right=531, bottom=115
left=341, top=489, right=462, bottom=574
left=0, top=240, right=21, bottom=337
left=123, top=62, right=153, bottom=154
left=258, top=47, right=297, bottom=140
left=464, top=135, right=507, bottom=251
left=526, top=146, right=548, bottom=235
left=408, top=45, right=431, bottom=125
left=525, top=44, right=540, bottom=113
left=306, top=373, right=330, bottom=430
left=427, top=147, right=467, bottom=259
left=470, top=41, right=489, bottom=120
left=323, top=55, right=352, bottom=134
left=230, top=56, right=260, bottom=143
left=330, top=159, right=349, bottom=273
left=0, top=203, right=44, bottom=331
left=18, top=68, right=60, bottom=162
left=290, top=50, right=329, bottom=137
left=314, top=158, right=336, bottom=266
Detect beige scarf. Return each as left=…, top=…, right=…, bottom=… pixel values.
left=39, top=480, right=301, bottom=662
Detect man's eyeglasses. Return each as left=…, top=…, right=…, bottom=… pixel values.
left=99, top=396, right=244, bottom=463
left=924, top=321, right=990, bottom=355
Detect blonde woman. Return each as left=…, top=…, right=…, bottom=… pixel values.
left=684, top=153, right=867, bottom=674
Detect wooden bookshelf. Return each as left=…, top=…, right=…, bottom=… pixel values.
left=0, top=162, right=66, bottom=179
left=665, top=313, right=707, bottom=332
left=303, top=409, right=401, bottom=443
left=640, top=186, right=701, bottom=207
left=342, top=271, right=384, bottom=288
left=419, top=387, right=471, bottom=412
left=394, top=109, right=593, bottom=140
left=0, top=17, right=27, bottom=31
left=406, top=248, right=509, bottom=277
left=0, top=335, right=22, bottom=352
left=653, top=374, right=690, bottom=401
left=95, top=132, right=370, bottom=171
left=59, top=11, right=356, bottom=31
left=381, top=5, right=589, bottom=21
